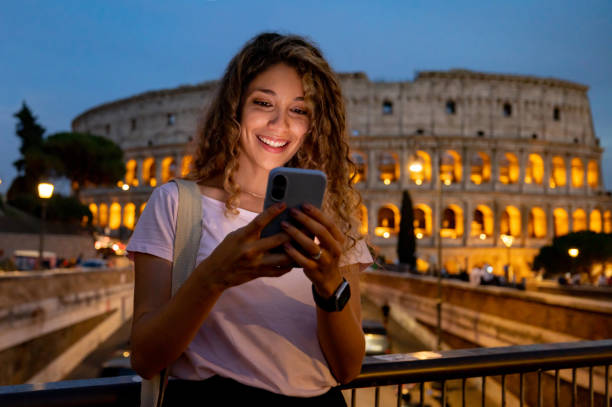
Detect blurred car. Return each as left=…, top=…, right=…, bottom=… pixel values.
left=81, top=258, right=107, bottom=268
left=362, top=319, right=391, bottom=355
left=99, top=349, right=137, bottom=377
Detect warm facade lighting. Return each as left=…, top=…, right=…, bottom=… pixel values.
left=409, top=162, right=423, bottom=173
left=415, top=179, right=423, bottom=185
left=416, top=232, right=423, bottom=239
left=383, top=178, right=391, bottom=185
left=121, top=184, right=130, bottom=191
left=37, top=183, right=54, bottom=199
left=383, top=231, right=390, bottom=239
left=568, top=248, right=579, bottom=258
left=500, top=234, right=514, bottom=248
left=479, top=233, right=486, bottom=240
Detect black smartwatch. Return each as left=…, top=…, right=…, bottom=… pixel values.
left=312, top=278, right=351, bottom=312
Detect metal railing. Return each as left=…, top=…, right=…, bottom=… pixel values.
left=1, top=340, right=610, bottom=407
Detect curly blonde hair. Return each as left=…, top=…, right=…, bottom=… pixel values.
left=188, top=32, right=363, bottom=248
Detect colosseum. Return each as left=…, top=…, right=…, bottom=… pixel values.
left=73, top=69, right=612, bottom=280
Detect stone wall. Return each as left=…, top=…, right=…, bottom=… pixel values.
left=0, top=233, right=96, bottom=263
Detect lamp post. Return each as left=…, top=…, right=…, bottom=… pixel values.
left=409, top=147, right=443, bottom=350
left=500, top=234, right=514, bottom=282
left=38, top=182, right=54, bottom=269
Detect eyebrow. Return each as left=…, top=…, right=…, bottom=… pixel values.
left=252, top=88, right=304, bottom=101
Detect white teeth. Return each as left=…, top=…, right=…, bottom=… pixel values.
left=257, top=136, right=288, bottom=148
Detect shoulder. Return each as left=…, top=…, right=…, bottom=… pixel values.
left=339, top=238, right=373, bottom=272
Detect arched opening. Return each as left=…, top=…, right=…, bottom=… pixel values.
left=471, top=205, right=493, bottom=237
left=572, top=209, right=587, bottom=232
left=382, top=100, right=393, bottom=115
left=142, top=157, right=157, bottom=187
left=604, top=211, right=612, bottom=233
left=359, top=205, right=368, bottom=235
left=446, top=100, right=456, bottom=115
left=589, top=209, right=602, bottom=233
left=553, top=208, right=569, bottom=237
left=550, top=156, right=566, bottom=188
left=571, top=158, right=584, bottom=188
left=525, top=154, right=544, bottom=185
left=413, top=204, right=432, bottom=238
left=181, top=155, right=193, bottom=177
left=88, top=203, right=98, bottom=226
left=161, top=156, right=177, bottom=183
left=409, top=151, right=432, bottom=185
left=500, top=206, right=521, bottom=237
left=123, top=203, right=136, bottom=230
left=125, top=159, right=138, bottom=186
left=528, top=207, right=547, bottom=238
left=441, top=204, right=463, bottom=239
left=440, top=150, right=462, bottom=186
left=99, top=203, right=109, bottom=227
left=351, top=151, right=367, bottom=184
left=375, top=204, right=399, bottom=237
left=470, top=152, right=491, bottom=185
left=499, top=153, right=519, bottom=184
left=587, top=160, right=598, bottom=188
left=378, top=152, right=399, bottom=184
left=109, top=203, right=121, bottom=230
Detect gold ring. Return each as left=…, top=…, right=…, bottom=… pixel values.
left=312, top=249, right=322, bottom=261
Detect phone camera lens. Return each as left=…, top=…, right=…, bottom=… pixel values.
left=270, top=175, right=287, bottom=201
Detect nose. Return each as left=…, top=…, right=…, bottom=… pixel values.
left=268, top=108, right=289, bottom=132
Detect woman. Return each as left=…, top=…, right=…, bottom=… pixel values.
left=127, top=32, right=372, bottom=406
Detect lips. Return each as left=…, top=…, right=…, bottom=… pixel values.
left=257, top=135, right=289, bottom=149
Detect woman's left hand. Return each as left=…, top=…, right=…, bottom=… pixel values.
left=281, top=203, right=345, bottom=298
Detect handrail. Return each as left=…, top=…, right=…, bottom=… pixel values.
left=1, top=340, right=611, bottom=406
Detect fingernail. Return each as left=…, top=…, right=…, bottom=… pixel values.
left=281, top=221, right=289, bottom=229
left=283, top=242, right=291, bottom=250
left=303, top=203, right=313, bottom=211
left=277, top=202, right=286, bottom=210
left=289, top=208, right=298, bottom=216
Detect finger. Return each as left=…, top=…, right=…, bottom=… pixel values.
left=258, top=265, right=294, bottom=277
left=302, top=203, right=345, bottom=244
left=242, top=202, right=286, bottom=236
left=281, top=221, right=321, bottom=257
left=289, top=209, right=341, bottom=257
left=259, top=252, right=294, bottom=268
left=251, top=232, right=292, bottom=252
left=283, top=242, right=319, bottom=271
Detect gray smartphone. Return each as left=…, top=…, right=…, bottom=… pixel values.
left=260, top=167, right=327, bottom=240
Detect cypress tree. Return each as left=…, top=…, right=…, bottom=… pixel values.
left=397, top=190, right=417, bottom=271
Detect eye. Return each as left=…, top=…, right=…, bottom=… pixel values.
left=253, top=99, right=272, bottom=107
left=292, top=107, right=308, bottom=115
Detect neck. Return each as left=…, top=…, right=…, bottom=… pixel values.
left=234, top=158, right=269, bottom=197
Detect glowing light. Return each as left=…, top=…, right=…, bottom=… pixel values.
left=409, top=162, right=423, bottom=173
left=416, top=232, right=423, bottom=239
left=121, top=184, right=130, bottom=191
left=444, top=179, right=451, bottom=186
left=122, top=351, right=130, bottom=358
left=150, top=178, right=157, bottom=187
left=37, top=183, right=54, bottom=199
left=415, top=179, right=423, bottom=185
left=568, top=248, right=579, bottom=258
left=486, top=266, right=493, bottom=273
left=116, top=180, right=124, bottom=187
left=383, top=178, right=391, bottom=185
left=479, top=233, right=486, bottom=240
left=383, top=231, right=390, bottom=239
left=94, top=241, right=102, bottom=250
left=500, top=234, right=514, bottom=248
left=112, top=244, right=119, bottom=251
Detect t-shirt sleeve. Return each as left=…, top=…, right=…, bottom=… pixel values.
left=126, top=182, right=178, bottom=262
left=339, top=238, right=373, bottom=272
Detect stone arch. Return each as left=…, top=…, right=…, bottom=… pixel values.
left=501, top=206, right=521, bottom=237
left=528, top=207, right=547, bottom=238
left=359, top=205, right=368, bottom=235
left=441, top=204, right=463, bottom=239
left=181, top=155, right=193, bottom=177
left=351, top=151, right=367, bottom=184
left=572, top=209, right=587, bottom=232
left=123, top=203, right=136, bottom=230
left=589, top=209, right=602, bottom=233
left=99, top=203, right=109, bottom=227
left=440, top=150, right=462, bottom=185
left=142, top=157, right=157, bottom=187
left=525, top=154, right=544, bottom=185
left=470, top=152, right=491, bottom=185
left=378, top=152, right=399, bottom=184
left=571, top=157, right=584, bottom=188
left=553, top=208, right=569, bottom=237
left=550, top=156, right=566, bottom=188
left=161, top=156, right=177, bottom=183
left=376, top=204, right=400, bottom=238
left=499, top=152, right=519, bottom=184
left=125, top=159, right=138, bottom=186
left=604, top=211, right=612, bottom=233
left=471, top=205, right=494, bottom=237
left=109, top=203, right=121, bottom=230
left=414, top=204, right=432, bottom=238
left=89, top=203, right=98, bottom=226
left=587, top=160, right=598, bottom=188
left=409, top=151, right=432, bottom=185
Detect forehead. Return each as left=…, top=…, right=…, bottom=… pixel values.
left=247, top=63, right=304, bottom=95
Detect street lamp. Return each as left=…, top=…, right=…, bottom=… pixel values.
left=38, top=182, right=54, bottom=269
left=409, top=148, right=443, bottom=350
left=500, top=234, right=514, bottom=282
left=568, top=248, right=579, bottom=258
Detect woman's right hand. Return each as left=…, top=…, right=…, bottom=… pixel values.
left=198, top=202, right=294, bottom=290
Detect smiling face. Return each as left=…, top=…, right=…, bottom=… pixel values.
left=237, top=63, right=310, bottom=177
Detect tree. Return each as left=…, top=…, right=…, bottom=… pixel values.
left=532, top=231, right=612, bottom=279
left=397, top=190, right=417, bottom=271
left=43, top=132, right=125, bottom=197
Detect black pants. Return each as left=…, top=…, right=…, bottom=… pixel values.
left=161, top=375, right=347, bottom=407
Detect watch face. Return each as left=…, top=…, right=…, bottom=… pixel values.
left=335, top=280, right=351, bottom=311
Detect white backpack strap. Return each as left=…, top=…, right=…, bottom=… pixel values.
left=140, top=179, right=203, bottom=407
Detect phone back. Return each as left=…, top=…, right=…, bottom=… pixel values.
left=260, top=167, right=327, bottom=239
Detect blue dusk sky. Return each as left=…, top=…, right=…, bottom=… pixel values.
left=1, top=0, right=611, bottom=193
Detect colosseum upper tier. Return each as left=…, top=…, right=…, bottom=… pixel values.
left=73, top=69, right=612, bottom=279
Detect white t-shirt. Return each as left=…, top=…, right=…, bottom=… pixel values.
left=127, top=182, right=372, bottom=397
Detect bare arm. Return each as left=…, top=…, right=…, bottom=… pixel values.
left=130, top=203, right=293, bottom=379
